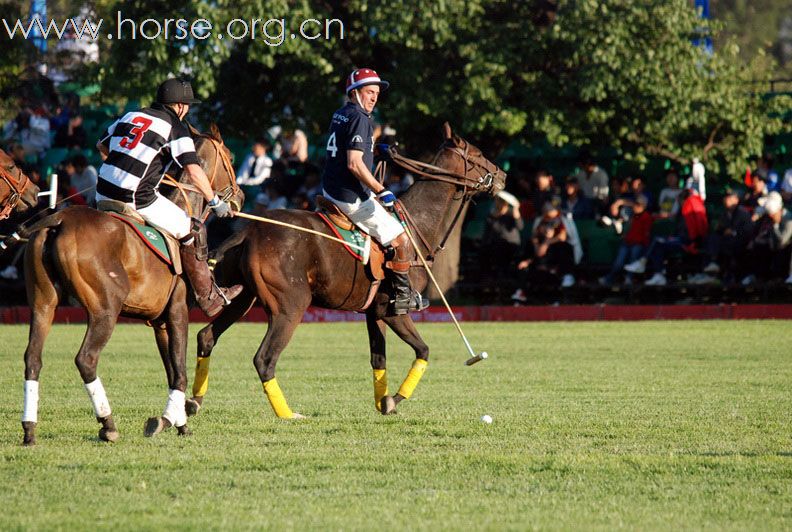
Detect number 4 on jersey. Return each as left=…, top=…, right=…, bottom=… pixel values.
left=326, top=132, right=338, bottom=158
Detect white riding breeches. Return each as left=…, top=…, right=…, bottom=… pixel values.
left=96, top=192, right=192, bottom=239
left=323, top=190, right=404, bottom=246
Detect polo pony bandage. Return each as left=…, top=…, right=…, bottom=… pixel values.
left=192, top=356, right=211, bottom=397
left=373, top=369, right=388, bottom=410
left=263, top=378, right=294, bottom=419
left=22, top=380, right=39, bottom=423
left=162, top=389, right=187, bottom=427
left=397, top=359, right=428, bottom=400
left=84, top=377, right=112, bottom=418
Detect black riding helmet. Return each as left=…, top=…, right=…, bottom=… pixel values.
left=155, top=78, right=201, bottom=105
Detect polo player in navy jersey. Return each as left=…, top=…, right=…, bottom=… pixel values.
left=321, top=68, right=428, bottom=315
left=95, top=78, right=242, bottom=316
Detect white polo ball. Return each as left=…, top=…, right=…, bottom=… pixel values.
left=480, top=414, right=493, bottom=424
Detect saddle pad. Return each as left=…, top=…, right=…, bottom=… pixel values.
left=316, top=212, right=368, bottom=262
left=107, top=213, right=172, bottom=266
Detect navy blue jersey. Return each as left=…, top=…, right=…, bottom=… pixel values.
left=321, top=102, right=374, bottom=203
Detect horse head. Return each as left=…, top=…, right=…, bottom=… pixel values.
left=432, top=122, right=506, bottom=196
left=0, top=149, right=40, bottom=218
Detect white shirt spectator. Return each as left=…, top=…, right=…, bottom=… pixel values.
left=658, top=187, right=682, bottom=216
left=3, top=113, right=51, bottom=157
left=236, top=153, right=273, bottom=186
left=71, top=165, right=98, bottom=204
left=573, top=165, right=609, bottom=201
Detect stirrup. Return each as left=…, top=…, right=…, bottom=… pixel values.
left=214, top=283, right=232, bottom=305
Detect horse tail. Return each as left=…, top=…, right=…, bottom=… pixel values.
left=0, top=212, right=63, bottom=253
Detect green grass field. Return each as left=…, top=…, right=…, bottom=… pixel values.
left=1, top=320, right=791, bottom=529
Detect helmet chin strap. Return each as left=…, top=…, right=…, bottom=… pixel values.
left=353, top=89, right=364, bottom=110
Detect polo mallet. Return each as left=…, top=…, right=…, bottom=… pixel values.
left=37, top=173, right=58, bottom=209
left=402, top=225, right=488, bottom=366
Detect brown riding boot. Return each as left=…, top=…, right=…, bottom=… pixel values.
left=387, top=245, right=429, bottom=315
left=179, top=221, right=242, bottom=317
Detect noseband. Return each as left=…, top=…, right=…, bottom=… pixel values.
left=0, top=163, right=32, bottom=219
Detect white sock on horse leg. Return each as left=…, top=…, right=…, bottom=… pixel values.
left=84, top=377, right=112, bottom=418
left=22, top=380, right=40, bottom=423
left=162, top=389, right=187, bottom=427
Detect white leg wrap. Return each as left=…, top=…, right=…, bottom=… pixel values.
left=162, top=389, right=187, bottom=427
left=84, top=378, right=112, bottom=418
left=22, top=380, right=40, bottom=423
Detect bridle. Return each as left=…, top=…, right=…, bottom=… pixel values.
left=0, top=161, right=32, bottom=220
left=383, top=139, right=505, bottom=262
left=160, top=133, right=241, bottom=221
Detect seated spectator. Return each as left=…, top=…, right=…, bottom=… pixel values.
left=560, top=176, right=594, bottom=220
left=63, top=154, right=97, bottom=205
left=599, top=194, right=652, bottom=286
left=279, top=128, right=308, bottom=164
left=741, top=192, right=792, bottom=285
left=2, top=109, right=51, bottom=158
left=600, top=176, right=634, bottom=234
left=481, top=191, right=523, bottom=278
left=741, top=174, right=767, bottom=216
left=624, top=188, right=709, bottom=286
left=658, top=170, right=682, bottom=217
left=254, top=179, right=288, bottom=214
left=754, top=153, right=780, bottom=192
left=572, top=152, right=609, bottom=206
left=53, top=114, right=87, bottom=149
left=701, top=188, right=753, bottom=283
left=236, top=138, right=273, bottom=186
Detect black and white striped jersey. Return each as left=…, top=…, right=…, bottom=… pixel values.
left=96, top=104, right=200, bottom=208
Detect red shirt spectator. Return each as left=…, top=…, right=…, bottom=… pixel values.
left=624, top=209, right=653, bottom=247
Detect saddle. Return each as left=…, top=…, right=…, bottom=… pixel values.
left=97, top=199, right=182, bottom=275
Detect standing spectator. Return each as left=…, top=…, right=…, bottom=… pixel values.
left=2, top=109, right=50, bottom=158
left=532, top=169, right=556, bottom=215
left=754, top=154, right=780, bottom=192
left=573, top=152, right=609, bottom=205
left=688, top=158, right=707, bottom=200
left=63, top=154, right=97, bottom=205
left=741, top=174, right=767, bottom=215
left=53, top=114, right=87, bottom=149
left=658, top=170, right=682, bottom=217
left=599, top=194, right=652, bottom=286
left=236, top=138, right=273, bottom=187
left=742, top=192, right=792, bottom=284
left=481, top=191, right=523, bottom=279
left=560, top=176, right=594, bottom=220
left=700, top=188, right=753, bottom=283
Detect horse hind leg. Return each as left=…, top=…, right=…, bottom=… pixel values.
left=380, top=314, right=430, bottom=415
left=21, top=228, right=61, bottom=446
left=188, top=288, right=256, bottom=416
left=366, top=310, right=389, bottom=414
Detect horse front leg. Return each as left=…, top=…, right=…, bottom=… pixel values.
left=380, top=314, right=430, bottom=415
left=145, top=281, right=190, bottom=437
left=188, top=289, right=256, bottom=416
left=255, top=310, right=307, bottom=420
left=366, top=309, right=389, bottom=413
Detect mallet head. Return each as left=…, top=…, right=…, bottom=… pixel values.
left=465, top=351, right=488, bottom=366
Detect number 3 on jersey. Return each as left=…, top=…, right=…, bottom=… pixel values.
left=326, top=132, right=338, bottom=158
left=120, top=116, right=153, bottom=150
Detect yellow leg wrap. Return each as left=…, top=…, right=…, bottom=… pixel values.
left=192, top=356, right=211, bottom=398
left=373, top=369, right=388, bottom=411
left=263, top=378, right=294, bottom=419
left=397, top=359, right=428, bottom=400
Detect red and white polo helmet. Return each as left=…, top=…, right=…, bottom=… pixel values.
left=345, top=68, right=390, bottom=94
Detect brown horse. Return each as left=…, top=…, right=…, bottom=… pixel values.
left=187, top=123, right=506, bottom=419
left=0, top=149, right=40, bottom=221
left=19, top=126, right=241, bottom=445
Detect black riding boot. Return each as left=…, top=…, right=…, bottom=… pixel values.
left=387, top=246, right=429, bottom=315
left=179, top=220, right=243, bottom=317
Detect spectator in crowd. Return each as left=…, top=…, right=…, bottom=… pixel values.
left=624, top=188, right=709, bottom=286
left=560, top=175, right=594, bottom=220
left=296, top=164, right=323, bottom=210
left=53, top=113, right=87, bottom=149
left=599, top=194, right=652, bottom=286
left=279, top=127, right=308, bottom=164
left=741, top=192, right=792, bottom=285
left=700, top=188, right=753, bottom=283
left=481, top=191, right=523, bottom=279
left=50, top=92, right=80, bottom=132
left=532, top=169, right=556, bottom=215
left=658, top=169, right=682, bottom=217
left=63, top=154, right=97, bottom=205
left=2, top=109, right=51, bottom=158
left=741, top=174, right=767, bottom=215
left=514, top=172, right=535, bottom=219
left=573, top=152, right=609, bottom=205
left=754, top=153, right=780, bottom=192
left=236, top=138, right=273, bottom=187
left=600, top=176, right=634, bottom=234
left=780, top=167, right=792, bottom=204
left=689, top=158, right=707, bottom=200
left=254, top=179, right=288, bottom=214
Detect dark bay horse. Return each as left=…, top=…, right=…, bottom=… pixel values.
left=19, top=126, right=241, bottom=445
left=0, top=149, right=40, bottom=220
left=187, top=123, right=506, bottom=419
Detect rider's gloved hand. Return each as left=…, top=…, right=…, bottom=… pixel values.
left=377, top=189, right=397, bottom=207
left=209, top=195, right=234, bottom=218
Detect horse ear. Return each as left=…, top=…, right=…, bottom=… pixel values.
left=210, top=123, right=224, bottom=144
left=443, top=122, right=453, bottom=140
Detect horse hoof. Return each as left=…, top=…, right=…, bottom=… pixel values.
left=291, top=412, right=307, bottom=420
left=22, top=422, right=36, bottom=446
left=380, top=396, right=397, bottom=415
left=22, top=436, right=36, bottom=446
left=185, top=397, right=202, bottom=417
left=144, top=416, right=171, bottom=437
left=99, top=428, right=120, bottom=443
left=176, top=425, right=192, bottom=437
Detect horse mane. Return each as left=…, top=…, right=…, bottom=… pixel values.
left=187, top=122, right=224, bottom=144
